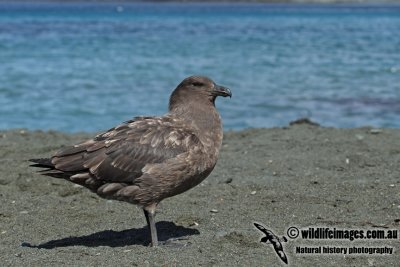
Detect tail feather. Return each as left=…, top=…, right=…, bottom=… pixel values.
left=29, top=158, right=71, bottom=179
left=29, top=158, right=54, bottom=168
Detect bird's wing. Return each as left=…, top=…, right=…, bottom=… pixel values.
left=254, top=222, right=268, bottom=234
left=51, top=116, right=202, bottom=183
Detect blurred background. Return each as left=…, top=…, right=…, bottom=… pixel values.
left=0, top=1, right=399, bottom=132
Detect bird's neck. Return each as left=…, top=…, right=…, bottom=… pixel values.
left=169, top=101, right=223, bottom=150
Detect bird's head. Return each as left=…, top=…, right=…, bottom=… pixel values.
left=169, top=76, right=231, bottom=111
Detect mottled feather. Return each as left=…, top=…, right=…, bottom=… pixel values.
left=46, top=116, right=201, bottom=185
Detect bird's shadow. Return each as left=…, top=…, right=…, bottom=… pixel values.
left=22, top=221, right=199, bottom=249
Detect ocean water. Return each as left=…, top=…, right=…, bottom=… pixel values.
left=1, top=2, right=400, bottom=132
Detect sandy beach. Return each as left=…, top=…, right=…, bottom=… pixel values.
left=0, top=123, right=399, bottom=266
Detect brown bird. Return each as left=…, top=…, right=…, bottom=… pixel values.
left=30, top=76, right=231, bottom=247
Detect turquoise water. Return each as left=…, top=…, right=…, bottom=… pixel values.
left=1, top=2, right=400, bottom=132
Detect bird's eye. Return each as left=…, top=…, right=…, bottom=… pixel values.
left=192, top=82, right=204, bottom=87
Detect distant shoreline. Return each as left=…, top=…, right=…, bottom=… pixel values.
left=1, top=0, right=399, bottom=4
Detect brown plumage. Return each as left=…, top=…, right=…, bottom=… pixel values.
left=30, top=76, right=231, bottom=246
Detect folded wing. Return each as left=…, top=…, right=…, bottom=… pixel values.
left=48, top=116, right=201, bottom=185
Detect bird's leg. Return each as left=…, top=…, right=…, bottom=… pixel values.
left=143, top=203, right=190, bottom=248
left=143, top=204, right=158, bottom=247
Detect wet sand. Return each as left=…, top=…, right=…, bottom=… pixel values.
left=0, top=124, right=399, bottom=266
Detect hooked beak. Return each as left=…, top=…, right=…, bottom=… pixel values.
left=213, top=84, right=232, bottom=98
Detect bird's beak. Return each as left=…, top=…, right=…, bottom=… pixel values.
left=213, top=84, right=232, bottom=98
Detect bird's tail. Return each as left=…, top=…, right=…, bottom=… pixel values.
left=29, top=158, right=65, bottom=178
left=29, top=158, right=54, bottom=168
